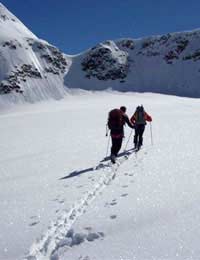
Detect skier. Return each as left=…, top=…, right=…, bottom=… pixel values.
left=107, top=106, right=133, bottom=163
left=130, top=105, right=152, bottom=149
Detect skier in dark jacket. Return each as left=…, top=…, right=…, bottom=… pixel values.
left=131, top=105, right=152, bottom=149
left=108, top=106, right=133, bottom=163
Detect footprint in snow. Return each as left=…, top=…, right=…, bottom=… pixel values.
left=78, top=256, right=90, bottom=260
left=84, top=226, right=92, bottom=231
left=122, top=185, right=128, bottom=188
left=98, top=231, right=105, bottom=237
left=29, top=221, right=40, bottom=227
left=104, top=202, right=109, bottom=207
left=110, top=201, right=117, bottom=206
left=77, top=185, right=83, bottom=188
left=30, top=215, right=37, bottom=219
left=110, top=215, right=117, bottom=219
left=59, top=200, right=65, bottom=204
left=86, top=232, right=100, bottom=242
left=52, top=198, right=59, bottom=202
left=29, top=215, right=40, bottom=226
left=121, top=193, right=128, bottom=197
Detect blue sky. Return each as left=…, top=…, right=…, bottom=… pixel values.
left=2, top=0, right=200, bottom=54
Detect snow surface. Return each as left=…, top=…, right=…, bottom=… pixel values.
left=1, top=91, right=200, bottom=260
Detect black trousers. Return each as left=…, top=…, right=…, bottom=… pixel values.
left=111, top=137, right=123, bottom=156
left=134, top=125, right=145, bottom=147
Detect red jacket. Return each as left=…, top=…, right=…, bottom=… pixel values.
left=131, top=111, right=152, bottom=125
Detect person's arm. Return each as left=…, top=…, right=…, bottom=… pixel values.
left=124, top=114, right=134, bottom=128
left=145, top=112, right=152, bottom=122
left=130, top=114, right=136, bottom=124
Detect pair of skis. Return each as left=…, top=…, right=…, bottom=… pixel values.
left=102, top=146, right=141, bottom=165
left=110, top=145, right=142, bottom=164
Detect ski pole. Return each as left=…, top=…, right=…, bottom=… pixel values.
left=105, top=124, right=109, bottom=137
left=105, top=132, right=111, bottom=157
left=124, top=128, right=134, bottom=151
left=150, top=122, right=153, bottom=145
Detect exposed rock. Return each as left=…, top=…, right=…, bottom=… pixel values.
left=183, top=49, right=200, bottom=61
left=0, top=80, right=22, bottom=94
left=0, top=64, right=42, bottom=95
left=164, top=50, right=179, bottom=64
left=121, top=39, right=134, bottom=49
left=40, top=45, right=67, bottom=74
left=164, top=39, right=189, bottom=64
left=142, top=40, right=155, bottom=49
left=45, top=67, right=59, bottom=75
left=2, top=40, right=18, bottom=49
left=81, top=45, right=129, bottom=81
left=0, top=14, right=9, bottom=21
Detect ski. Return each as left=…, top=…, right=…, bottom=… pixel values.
left=100, top=148, right=135, bottom=163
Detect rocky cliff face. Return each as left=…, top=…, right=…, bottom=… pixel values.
left=81, top=41, right=129, bottom=81
left=65, top=31, right=200, bottom=97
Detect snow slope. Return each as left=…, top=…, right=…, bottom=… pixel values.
left=0, top=3, right=71, bottom=105
left=1, top=91, right=200, bottom=260
left=65, top=33, right=200, bottom=97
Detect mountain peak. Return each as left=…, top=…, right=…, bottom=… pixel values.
left=0, top=2, right=16, bottom=21
left=0, top=2, right=37, bottom=40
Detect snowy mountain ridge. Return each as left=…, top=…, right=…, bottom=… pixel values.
left=0, top=2, right=200, bottom=108
left=67, top=31, right=200, bottom=97
left=0, top=3, right=71, bottom=106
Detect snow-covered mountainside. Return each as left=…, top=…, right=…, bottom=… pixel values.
left=66, top=34, right=200, bottom=97
left=0, top=3, right=71, bottom=105
left=0, top=1, right=200, bottom=106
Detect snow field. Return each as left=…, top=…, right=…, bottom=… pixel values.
left=0, top=91, right=200, bottom=260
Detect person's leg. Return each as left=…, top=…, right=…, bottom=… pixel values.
left=115, top=138, right=123, bottom=156
left=110, top=138, right=119, bottom=163
left=134, top=127, right=139, bottom=148
left=111, top=137, right=116, bottom=155
left=138, top=125, right=145, bottom=146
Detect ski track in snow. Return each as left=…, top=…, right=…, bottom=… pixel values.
left=26, top=150, right=138, bottom=260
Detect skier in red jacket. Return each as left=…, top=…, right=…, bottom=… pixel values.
left=131, top=105, right=152, bottom=149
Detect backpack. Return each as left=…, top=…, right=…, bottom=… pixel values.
left=108, top=109, right=124, bottom=129
left=134, top=106, right=146, bottom=125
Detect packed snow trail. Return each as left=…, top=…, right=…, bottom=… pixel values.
left=58, top=142, right=200, bottom=260
left=26, top=150, right=135, bottom=260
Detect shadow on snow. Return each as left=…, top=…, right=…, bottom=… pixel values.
left=59, top=148, right=135, bottom=180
